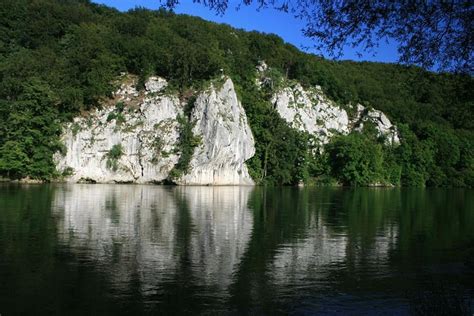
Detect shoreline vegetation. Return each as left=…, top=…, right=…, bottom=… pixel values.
left=0, top=0, right=472, bottom=187
left=0, top=177, right=404, bottom=187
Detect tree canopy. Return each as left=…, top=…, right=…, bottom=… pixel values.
left=161, top=0, right=473, bottom=73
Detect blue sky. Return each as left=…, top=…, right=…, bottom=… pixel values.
left=92, top=0, right=399, bottom=64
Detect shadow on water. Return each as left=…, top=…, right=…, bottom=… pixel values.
left=0, top=184, right=473, bottom=315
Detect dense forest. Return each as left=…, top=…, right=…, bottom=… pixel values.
left=0, top=0, right=473, bottom=187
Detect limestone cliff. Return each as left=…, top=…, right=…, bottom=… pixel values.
left=55, top=77, right=181, bottom=183
left=258, top=62, right=400, bottom=145
left=56, top=67, right=398, bottom=185
left=176, top=78, right=255, bottom=185
left=271, top=83, right=399, bottom=145
left=55, top=76, right=256, bottom=184
left=271, top=83, right=350, bottom=144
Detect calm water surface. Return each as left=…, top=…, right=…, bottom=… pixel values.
left=0, top=184, right=473, bottom=315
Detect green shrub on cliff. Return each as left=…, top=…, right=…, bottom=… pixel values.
left=105, top=144, right=124, bottom=172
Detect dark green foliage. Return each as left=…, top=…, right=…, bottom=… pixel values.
left=326, top=133, right=385, bottom=186
left=105, top=144, right=123, bottom=172
left=0, top=0, right=472, bottom=186
left=167, top=114, right=201, bottom=182
left=167, top=97, right=202, bottom=183
left=237, top=83, right=310, bottom=185
left=106, top=102, right=126, bottom=124
left=150, top=137, right=165, bottom=164
left=163, top=1, right=473, bottom=73
left=0, top=78, right=62, bottom=179
left=382, top=148, right=402, bottom=186
left=167, top=96, right=201, bottom=182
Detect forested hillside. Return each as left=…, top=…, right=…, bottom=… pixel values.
left=1, top=0, right=472, bottom=186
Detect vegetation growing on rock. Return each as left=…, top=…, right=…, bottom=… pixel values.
left=167, top=98, right=201, bottom=182
left=105, top=144, right=124, bottom=172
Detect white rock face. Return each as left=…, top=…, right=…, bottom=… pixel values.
left=144, top=76, right=168, bottom=94
left=177, top=78, right=255, bottom=185
left=267, top=75, right=399, bottom=145
left=272, top=83, right=350, bottom=144
left=55, top=76, right=256, bottom=185
left=353, top=104, right=400, bottom=144
left=55, top=77, right=181, bottom=183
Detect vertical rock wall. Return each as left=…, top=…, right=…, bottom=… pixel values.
left=55, top=76, right=256, bottom=184
left=177, top=78, right=255, bottom=185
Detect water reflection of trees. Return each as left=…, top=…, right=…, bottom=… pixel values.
left=227, top=187, right=368, bottom=313
left=227, top=187, right=474, bottom=313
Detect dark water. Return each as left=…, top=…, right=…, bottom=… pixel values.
left=0, top=184, right=473, bottom=315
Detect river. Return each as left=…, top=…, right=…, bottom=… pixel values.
left=1, top=184, right=473, bottom=314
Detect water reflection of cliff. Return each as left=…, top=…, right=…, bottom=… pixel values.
left=228, top=188, right=474, bottom=314
left=226, top=188, right=403, bottom=313
left=48, top=185, right=474, bottom=313
left=52, top=185, right=254, bottom=300
left=267, top=188, right=400, bottom=297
